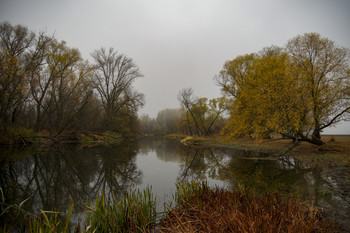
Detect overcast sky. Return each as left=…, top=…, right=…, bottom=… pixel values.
left=1, top=0, right=350, bottom=134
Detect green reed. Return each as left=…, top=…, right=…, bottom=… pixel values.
left=84, top=186, right=157, bottom=233
left=1, top=186, right=156, bottom=233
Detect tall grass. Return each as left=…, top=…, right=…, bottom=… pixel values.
left=27, top=203, right=74, bottom=233
left=84, top=187, right=157, bottom=232
left=174, top=180, right=203, bottom=205
left=1, top=187, right=157, bottom=233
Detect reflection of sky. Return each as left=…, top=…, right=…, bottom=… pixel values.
left=135, top=147, right=227, bottom=210
left=135, top=150, right=181, bottom=207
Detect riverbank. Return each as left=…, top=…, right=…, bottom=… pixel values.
left=0, top=128, right=126, bottom=147
left=165, top=134, right=350, bottom=167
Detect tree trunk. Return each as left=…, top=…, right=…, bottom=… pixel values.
left=311, top=122, right=324, bottom=145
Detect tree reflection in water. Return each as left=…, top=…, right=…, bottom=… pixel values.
left=0, top=143, right=142, bottom=217
left=138, top=137, right=321, bottom=200
left=174, top=143, right=322, bottom=202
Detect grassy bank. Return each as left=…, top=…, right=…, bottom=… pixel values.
left=166, top=134, right=350, bottom=167
left=1, top=182, right=339, bottom=232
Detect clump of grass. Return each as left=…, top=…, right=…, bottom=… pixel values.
left=159, top=181, right=338, bottom=233
left=84, top=186, right=157, bottom=232
left=175, top=180, right=203, bottom=205
left=28, top=203, right=74, bottom=233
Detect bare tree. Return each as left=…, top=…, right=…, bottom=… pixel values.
left=178, top=88, right=201, bottom=135
left=91, top=48, right=144, bottom=130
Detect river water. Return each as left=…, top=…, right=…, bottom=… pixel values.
left=1, top=137, right=349, bottom=229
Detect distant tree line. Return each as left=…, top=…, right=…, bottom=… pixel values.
left=0, top=22, right=144, bottom=137
left=139, top=92, right=232, bottom=136
left=139, top=109, right=182, bottom=135
left=216, top=33, right=350, bottom=145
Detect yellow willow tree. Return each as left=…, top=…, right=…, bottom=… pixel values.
left=286, top=33, right=350, bottom=145
left=218, top=34, right=350, bottom=145
left=218, top=47, right=312, bottom=142
left=178, top=88, right=232, bottom=136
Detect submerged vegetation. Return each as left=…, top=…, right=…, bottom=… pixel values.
left=1, top=182, right=339, bottom=232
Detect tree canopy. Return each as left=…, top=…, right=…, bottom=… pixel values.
left=217, top=33, right=350, bottom=144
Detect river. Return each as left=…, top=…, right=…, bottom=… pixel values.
left=1, top=137, right=349, bottom=229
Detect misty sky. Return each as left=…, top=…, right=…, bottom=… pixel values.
left=1, top=0, right=350, bottom=134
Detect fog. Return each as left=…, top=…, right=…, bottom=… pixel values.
left=1, top=0, right=349, bottom=133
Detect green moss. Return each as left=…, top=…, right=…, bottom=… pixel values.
left=0, top=127, right=40, bottom=145
left=102, top=131, right=123, bottom=144
left=81, top=136, right=94, bottom=142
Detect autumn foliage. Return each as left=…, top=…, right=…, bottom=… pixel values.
left=0, top=22, right=143, bottom=139
left=217, top=34, right=350, bottom=145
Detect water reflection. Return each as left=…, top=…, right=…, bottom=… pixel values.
left=0, top=143, right=142, bottom=216
left=138, top=137, right=349, bottom=229
left=1, top=137, right=349, bottom=229
left=137, top=137, right=322, bottom=196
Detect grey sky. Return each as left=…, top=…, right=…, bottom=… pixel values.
left=1, top=0, right=350, bottom=134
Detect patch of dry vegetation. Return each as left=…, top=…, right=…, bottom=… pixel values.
left=159, top=182, right=338, bottom=233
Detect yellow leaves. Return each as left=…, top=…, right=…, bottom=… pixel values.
left=222, top=50, right=310, bottom=140
left=221, top=33, right=350, bottom=142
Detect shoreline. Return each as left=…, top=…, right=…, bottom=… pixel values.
left=164, top=134, right=350, bottom=167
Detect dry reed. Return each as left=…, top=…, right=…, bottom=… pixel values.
left=158, top=181, right=338, bottom=233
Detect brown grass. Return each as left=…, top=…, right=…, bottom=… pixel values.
left=158, top=182, right=338, bottom=233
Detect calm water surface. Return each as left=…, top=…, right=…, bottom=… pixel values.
left=1, top=137, right=349, bottom=228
